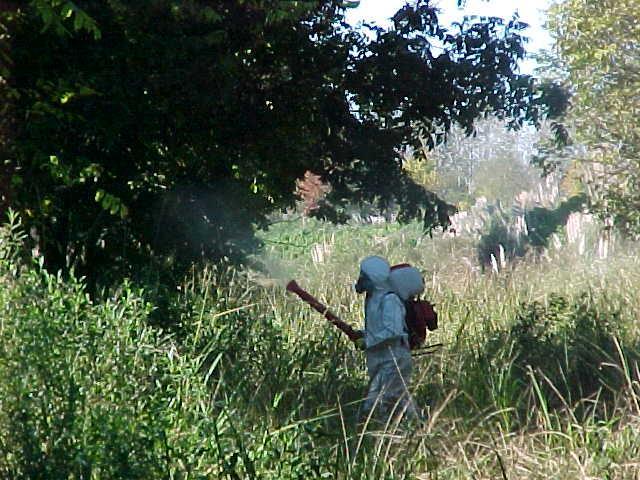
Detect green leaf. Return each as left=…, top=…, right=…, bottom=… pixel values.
left=10, top=175, right=23, bottom=187
left=59, top=92, right=74, bottom=104
left=202, top=7, right=222, bottom=23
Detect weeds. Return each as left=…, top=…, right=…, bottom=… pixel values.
left=1, top=213, right=640, bottom=478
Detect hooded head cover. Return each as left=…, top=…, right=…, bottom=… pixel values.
left=358, top=256, right=391, bottom=291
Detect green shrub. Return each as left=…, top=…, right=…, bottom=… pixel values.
left=0, top=220, right=333, bottom=479
left=456, top=292, right=634, bottom=427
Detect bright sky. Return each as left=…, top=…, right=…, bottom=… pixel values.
left=345, top=0, right=553, bottom=74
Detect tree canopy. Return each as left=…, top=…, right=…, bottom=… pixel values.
left=549, top=0, right=640, bottom=234
left=1, top=0, right=545, bottom=284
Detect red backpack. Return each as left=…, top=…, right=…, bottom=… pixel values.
left=390, top=264, right=438, bottom=350
left=404, top=297, right=438, bottom=349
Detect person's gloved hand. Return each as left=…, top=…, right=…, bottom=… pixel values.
left=353, top=336, right=366, bottom=351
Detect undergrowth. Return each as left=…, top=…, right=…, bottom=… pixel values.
left=1, top=213, right=640, bottom=479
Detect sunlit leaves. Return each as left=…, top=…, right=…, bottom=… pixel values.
left=29, top=0, right=101, bottom=39
left=550, top=0, right=640, bottom=233
left=95, top=189, right=129, bottom=218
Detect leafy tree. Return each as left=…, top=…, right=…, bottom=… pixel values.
left=549, top=0, right=640, bottom=234
left=1, top=0, right=544, bottom=286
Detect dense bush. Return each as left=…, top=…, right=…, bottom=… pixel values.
left=0, top=237, right=171, bottom=477
left=472, top=293, right=634, bottom=420
left=0, top=218, right=335, bottom=479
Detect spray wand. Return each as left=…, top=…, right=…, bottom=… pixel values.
left=285, top=280, right=361, bottom=342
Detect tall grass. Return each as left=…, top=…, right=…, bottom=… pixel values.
left=1, top=212, right=640, bottom=478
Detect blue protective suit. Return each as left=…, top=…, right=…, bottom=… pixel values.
left=357, top=256, right=417, bottom=420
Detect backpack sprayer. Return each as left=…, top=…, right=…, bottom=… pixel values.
left=286, top=268, right=441, bottom=354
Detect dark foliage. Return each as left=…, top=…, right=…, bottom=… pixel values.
left=525, top=194, right=586, bottom=247
left=476, top=194, right=586, bottom=268
left=477, top=212, right=526, bottom=268
left=505, top=293, right=632, bottom=410
left=1, top=1, right=546, bottom=286
left=530, top=81, right=573, bottom=176
left=454, top=292, right=636, bottom=426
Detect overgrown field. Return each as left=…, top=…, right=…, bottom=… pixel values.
left=1, top=213, right=640, bottom=479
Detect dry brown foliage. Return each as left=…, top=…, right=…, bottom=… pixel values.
left=295, top=170, right=330, bottom=215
